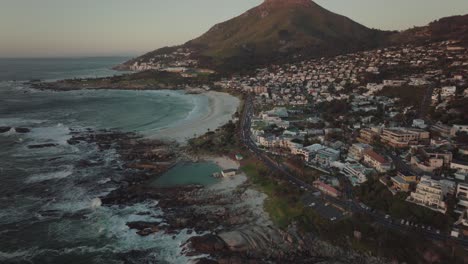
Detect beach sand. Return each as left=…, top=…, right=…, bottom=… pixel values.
left=153, top=91, right=240, bottom=143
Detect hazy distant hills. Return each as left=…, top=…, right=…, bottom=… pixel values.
left=120, top=0, right=467, bottom=73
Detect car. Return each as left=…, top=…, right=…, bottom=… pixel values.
left=436, top=230, right=440, bottom=234
left=325, top=202, right=330, bottom=206
left=309, top=203, right=316, bottom=207
left=385, top=214, right=390, bottom=219
left=330, top=217, right=337, bottom=221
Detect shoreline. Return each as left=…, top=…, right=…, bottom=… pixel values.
left=150, top=91, right=240, bottom=143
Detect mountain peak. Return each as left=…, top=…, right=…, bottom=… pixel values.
left=262, top=0, right=314, bottom=8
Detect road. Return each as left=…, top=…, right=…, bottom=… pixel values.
left=239, top=94, right=468, bottom=247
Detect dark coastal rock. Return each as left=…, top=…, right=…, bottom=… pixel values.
left=15, top=127, right=31, bottom=133
left=27, top=143, right=59, bottom=149
left=0, top=127, right=11, bottom=133
left=67, top=136, right=86, bottom=145
left=127, top=221, right=163, bottom=236
left=187, top=234, right=228, bottom=254
left=193, top=258, right=219, bottom=264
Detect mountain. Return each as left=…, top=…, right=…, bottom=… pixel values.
left=120, top=0, right=389, bottom=72
left=389, top=14, right=468, bottom=46
left=119, top=0, right=466, bottom=73
left=186, top=0, right=387, bottom=62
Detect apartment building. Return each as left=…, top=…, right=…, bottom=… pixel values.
left=363, top=149, right=393, bottom=173
left=342, top=162, right=373, bottom=186
left=456, top=183, right=468, bottom=214
left=348, top=143, right=372, bottom=161
left=406, top=176, right=447, bottom=213
left=357, top=128, right=379, bottom=144
left=380, top=128, right=429, bottom=148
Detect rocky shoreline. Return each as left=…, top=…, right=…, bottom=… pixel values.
left=5, top=126, right=387, bottom=263
left=91, top=136, right=388, bottom=264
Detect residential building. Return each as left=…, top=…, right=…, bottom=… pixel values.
left=342, top=162, right=373, bottom=186
left=380, top=128, right=429, bottom=148
left=406, top=176, right=447, bottom=213
left=431, top=122, right=452, bottom=138
left=412, top=119, right=427, bottom=129
left=396, top=170, right=418, bottom=183
left=451, top=160, right=468, bottom=174
left=391, top=176, right=411, bottom=192
left=363, top=149, right=392, bottom=173
left=315, top=147, right=340, bottom=167
left=293, top=144, right=325, bottom=162
left=456, top=183, right=468, bottom=214
left=451, top=125, right=468, bottom=137
left=348, top=143, right=372, bottom=161
left=357, top=128, right=378, bottom=144
left=313, top=180, right=341, bottom=197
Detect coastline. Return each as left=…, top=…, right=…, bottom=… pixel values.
left=151, top=91, right=240, bottom=143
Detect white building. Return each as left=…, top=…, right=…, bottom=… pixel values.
left=451, top=124, right=468, bottom=137
left=406, top=176, right=447, bottom=213
left=342, top=162, right=373, bottom=186
left=455, top=183, right=468, bottom=214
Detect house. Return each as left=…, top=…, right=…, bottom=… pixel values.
left=221, top=169, right=237, bottom=177
left=348, top=143, right=373, bottom=161
left=363, top=149, right=393, bottom=173
left=313, top=180, right=342, bottom=197
left=406, top=176, right=447, bottom=213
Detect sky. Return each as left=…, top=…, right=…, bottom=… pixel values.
left=0, top=0, right=467, bottom=58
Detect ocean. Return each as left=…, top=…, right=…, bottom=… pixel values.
left=0, top=58, right=220, bottom=263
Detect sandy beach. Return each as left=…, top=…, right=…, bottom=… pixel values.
left=153, top=91, right=240, bottom=143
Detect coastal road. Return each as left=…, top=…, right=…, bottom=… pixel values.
left=239, top=94, right=468, bottom=247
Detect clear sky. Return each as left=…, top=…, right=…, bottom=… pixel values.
left=1, top=0, right=467, bottom=58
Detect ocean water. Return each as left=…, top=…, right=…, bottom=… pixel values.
left=0, top=58, right=214, bottom=264
left=153, top=162, right=221, bottom=187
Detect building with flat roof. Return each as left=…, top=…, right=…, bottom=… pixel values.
left=456, top=183, right=468, bottom=214
left=380, top=128, right=429, bottom=148
left=315, top=147, right=340, bottom=168
left=221, top=169, right=237, bottom=177
left=406, top=176, right=447, bottom=213
left=342, top=162, right=373, bottom=186
left=391, top=176, right=411, bottom=192
left=357, top=128, right=379, bottom=144
left=348, top=143, right=372, bottom=161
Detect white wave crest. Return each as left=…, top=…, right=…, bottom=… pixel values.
left=26, top=167, right=73, bottom=184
